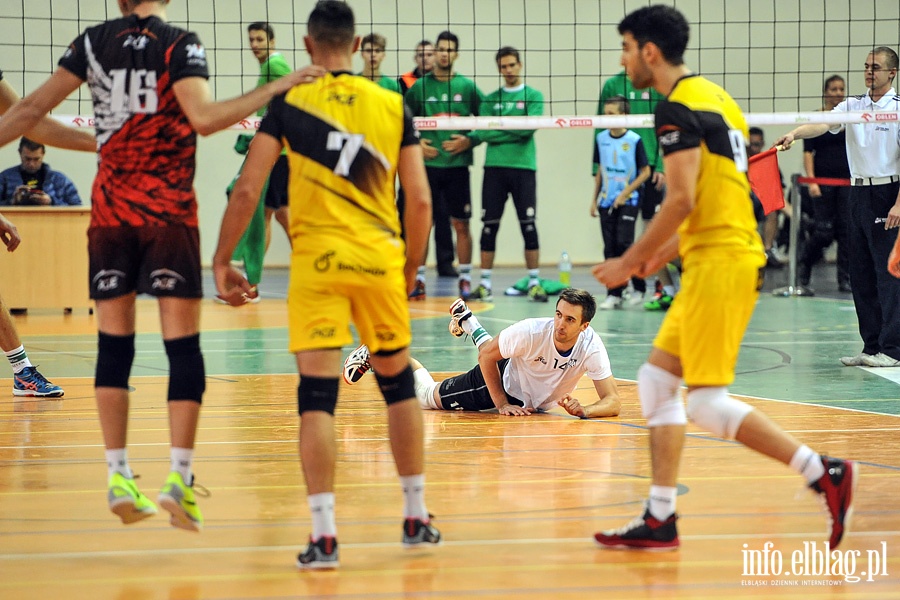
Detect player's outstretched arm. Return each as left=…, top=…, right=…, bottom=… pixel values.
left=397, top=143, right=432, bottom=293
left=0, top=69, right=91, bottom=151
left=477, top=338, right=533, bottom=416
left=558, top=376, right=621, bottom=418
left=212, top=131, right=281, bottom=305
left=173, top=66, right=325, bottom=136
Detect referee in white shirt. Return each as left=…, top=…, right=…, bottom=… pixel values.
left=776, top=46, right=900, bottom=368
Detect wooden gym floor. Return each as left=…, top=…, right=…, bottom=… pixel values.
left=1, top=266, right=898, bottom=599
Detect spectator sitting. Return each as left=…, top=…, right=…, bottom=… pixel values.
left=0, top=137, right=81, bottom=206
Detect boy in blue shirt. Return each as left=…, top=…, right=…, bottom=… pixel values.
left=590, top=95, right=651, bottom=309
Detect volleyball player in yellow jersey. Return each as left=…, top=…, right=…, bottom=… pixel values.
left=212, top=1, right=436, bottom=569
left=592, top=5, right=856, bottom=551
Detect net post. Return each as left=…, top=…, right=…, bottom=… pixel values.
left=773, top=173, right=813, bottom=297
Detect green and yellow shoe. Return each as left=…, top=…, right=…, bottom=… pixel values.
left=158, top=471, right=203, bottom=532
left=108, top=472, right=157, bottom=524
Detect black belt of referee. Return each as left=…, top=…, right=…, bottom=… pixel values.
left=851, top=175, right=900, bottom=186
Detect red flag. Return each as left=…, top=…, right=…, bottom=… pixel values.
left=748, top=147, right=785, bottom=215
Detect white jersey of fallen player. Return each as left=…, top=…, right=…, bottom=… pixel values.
left=497, top=317, right=613, bottom=411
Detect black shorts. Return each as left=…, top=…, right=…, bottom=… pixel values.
left=426, top=166, right=472, bottom=220
left=264, top=154, right=289, bottom=210
left=481, top=167, right=537, bottom=223
left=640, top=167, right=666, bottom=221
left=437, top=359, right=523, bottom=411
left=87, top=224, right=203, bottom=300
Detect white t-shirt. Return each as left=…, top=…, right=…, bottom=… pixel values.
left=831, top=87, right=900, bottom=178
left=497, top=318, right=613, bottom=411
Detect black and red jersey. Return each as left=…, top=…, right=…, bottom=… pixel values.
left=58, top=15, right=209, bottom=227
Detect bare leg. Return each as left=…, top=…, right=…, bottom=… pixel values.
left=647, top=348, right=685, bottom=487
left=370, top=348, right=424, bottom=476
left=735, top=410, right=801, bottom=464
left=158, top=297, right=203, bottom=449
left=95, top=294, right=137, bottom=449
left=525, top=248, right=539, bottom=270
left=0, top=292, right=22, bottom=352
left=453, top=218, right=472, bottom=266
left=296, top=349, right=342, bottom=494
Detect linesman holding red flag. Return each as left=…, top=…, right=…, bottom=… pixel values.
left=776, top=46, right=900, bottom=368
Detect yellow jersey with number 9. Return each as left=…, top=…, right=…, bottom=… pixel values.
left=655, top=74, right=765, bottom=260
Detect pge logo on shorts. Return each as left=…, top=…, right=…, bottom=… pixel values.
left=311, top=326, right=336, bottom=339
left=149, top=269, right=186, bottom=291
left=93, top=269, right=126, bottom=292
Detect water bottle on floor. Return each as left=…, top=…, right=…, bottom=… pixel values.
left=559, top=250, right=572, bottom=286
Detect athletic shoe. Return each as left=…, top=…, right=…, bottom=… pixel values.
left=599, top=295, right=622, bottom=310
left=108, top=472, right=158, bottom=524
left=471, top=284, right=493, bottom=302
left=860, top=352, right=900, bottom=367
left=343, top=344, right=371, bottom=385
left=402, top=517, right=442, bottom=547
left=459, top=279, right=472, bottom=301
left=593, top=506, right=679, bottom=551
left=809, top=456, right=857, bottom=548
left=644, top=294, right=674, bottom=311
left=297, top=536, right=339, bottom=569
left=158, top=471, right=203, bottom=532
left=527, top=283, right=548, bottom=303
left=840, top=352, right=874, bottom=367
left=13, top=366, right=64, bottom=398
left=626, top=292, right=646, bottom=307
left=448, top=298, right=473, bottom=338
left=408, top=279, right=426, bottom=301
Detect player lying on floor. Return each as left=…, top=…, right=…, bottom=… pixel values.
left=344, top=288, right=622, bottom=418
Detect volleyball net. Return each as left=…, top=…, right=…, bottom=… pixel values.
left=1, top=0, right=898, bottom=130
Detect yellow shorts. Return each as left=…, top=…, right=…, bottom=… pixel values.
left=654, top=249, right=764, bottom=387
left=287, top=238, right=411, bottom=354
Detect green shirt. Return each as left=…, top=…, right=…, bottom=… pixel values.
left=256, top=52, right=292, bottom=116
left=358, top=72, right=401, bottom=94
left=593, top=71, right=664, bottom=174
left=469, top=84, right=543, bottom=171
left=405, top=72, right=484, bottom=168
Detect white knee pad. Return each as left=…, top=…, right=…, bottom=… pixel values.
left=413, top=368, right=440, bottom=410
left=638, top=363, right=686, bottom=427
left=686, top=387, right=753, bottom=440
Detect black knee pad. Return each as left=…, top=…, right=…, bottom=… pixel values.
left=297, top=376, right=340, bottom=415
left=375, top=364, right=416, bottom=406
left=164, top=334, right=205, bottom=403
left=480, top=220, right=500, bottom=253
left=520, top=219, right=539, bottom=251
left=95, top=332, right=135, bottom=389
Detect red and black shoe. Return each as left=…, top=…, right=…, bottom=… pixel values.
left=809, top=456, right=857, bottom=548
left=296, top=535, right=339, bottom=569
left=594, top=506, right=679, bottom=551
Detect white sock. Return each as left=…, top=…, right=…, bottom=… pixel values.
left=480, top=269, right=492, bottom=289
left=106, top=448, right=132, bottom=479
left=648, top=485, right=678, bottom=520
left=461, top=315, right=482, bottom=337
left=790, top=445, right=825, bottom=484
left=528, top=269, right=540, bottom=287
left=308, top=492, right=337, bottom=540
left=5, top=345, right=31, bottom=374
left=413, top=368, right=440, bottom=409
left=400, top=474, right=429, bottom=521
left=170, top=447, right=194, bottom=484
left=416, top=266, right=426, bottom=282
